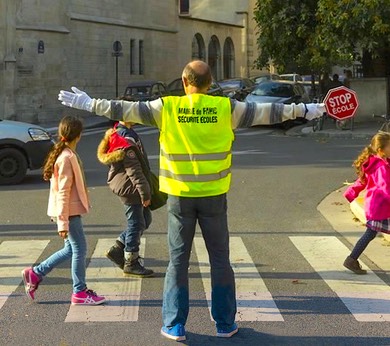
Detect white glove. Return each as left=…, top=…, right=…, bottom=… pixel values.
left=305, top=103, right=326, bottom=121
left=58, top=87, right=93, bottom=112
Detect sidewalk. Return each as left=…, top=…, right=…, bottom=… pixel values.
left=287, top=117, right=390, bottom=243
left=318, top=186, right=390, bottom=272
left=285, top=116, right=379, bottom=139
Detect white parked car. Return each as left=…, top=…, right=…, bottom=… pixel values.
left=0, top=119, right=54, bottom=184
left=280, top=73, right=303, bottom=83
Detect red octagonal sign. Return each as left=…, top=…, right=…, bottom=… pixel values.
left=324, top=86, right=359, bottom=120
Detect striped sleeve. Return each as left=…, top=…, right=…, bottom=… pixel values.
left=231, top=100, right=306, bottom=129
left=92, top=98, right=163, bottom=129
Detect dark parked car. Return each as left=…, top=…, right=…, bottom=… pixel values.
left=123, top=80, right=169, bottom=101
left=0, top=119, right=54, bottom=184
left=218, top=78, right=256, bottom=101
left=245, top=81, right=310, bottom=129
left=245, top=80, right=310, bottom=104
left=167, top=78, right=224, bottom=96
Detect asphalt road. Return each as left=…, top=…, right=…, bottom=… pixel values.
left=1, top=124, right=389, bottom=346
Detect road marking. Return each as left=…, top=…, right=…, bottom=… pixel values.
left=65, top=238, right=146, bottom=322
left=194, top=236, right=283, bottom=321
left=290, top=236, right=390, bottom=322
left=232, top=149, right=267, bottom=155
left=235, top=128, right=274, bottom=136
left=0, top=240, right=49, bottom=309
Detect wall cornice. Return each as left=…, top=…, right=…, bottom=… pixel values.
left=69, top=12, right=178, bottom=34
left=16, top=24, right=70, bottom=34
left=179, top=15, right=244, bottom=28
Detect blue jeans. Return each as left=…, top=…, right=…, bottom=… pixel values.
left=33, top=215, right=87, bottom=293
left=119, top=204, right=152, bottom=253
left=162, top=194, right=236, bottom=330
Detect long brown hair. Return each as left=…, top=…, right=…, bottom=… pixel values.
left=353, top=132, right=390, bottom=183
left=43, top=116, right=83, bottom=181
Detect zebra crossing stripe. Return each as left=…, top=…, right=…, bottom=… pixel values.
left=0, top=240, right=49, bottom=309
left=65, top=238, right=146, bottom=322
left=290, top=236, right=390, bottom=322
left=194, top=236, right=284, bottom=321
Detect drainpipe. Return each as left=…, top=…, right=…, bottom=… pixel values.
left=236, top=11, right=249, bottom=78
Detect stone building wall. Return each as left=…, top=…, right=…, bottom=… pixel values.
left=0, top=0, right=254, bottom=123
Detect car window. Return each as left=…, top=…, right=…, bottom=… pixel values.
left=209, top=81, right=218, bottom=90
left=168, top=79, right=182, bottom=91
left=254, top=76, right=269, bottom=83
left=244, top=79, right=255, bottom=88
left=253, top=82, right=294, bottom=97
left=150, top=84, right=160, bottom=96
left=158, top=83, right=167, bottom=95
left=125, top=86, right=150, bottom=96
left=280, top=75, right=294, bottom=81
left=294, top=84, right=305, bottom=95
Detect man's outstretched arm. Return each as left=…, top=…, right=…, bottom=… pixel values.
left=58, top=87, right=162, bottom=128
left=231, top=99, right=325, bottom=129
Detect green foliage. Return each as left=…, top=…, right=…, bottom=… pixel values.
left=254, top=0, right=390, bottom=73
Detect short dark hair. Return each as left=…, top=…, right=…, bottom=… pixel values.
left=183, top=63, right=212, bottom=89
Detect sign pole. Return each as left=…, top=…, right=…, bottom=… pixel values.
left=112, top=41, right=123, bottom=98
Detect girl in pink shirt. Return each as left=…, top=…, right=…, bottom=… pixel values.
left=344, top=132, right=390, bottom=274
left=22, top=116, right=105, bottom=305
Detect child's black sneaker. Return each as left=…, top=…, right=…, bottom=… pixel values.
left=123, top=257, right=154, bottom=277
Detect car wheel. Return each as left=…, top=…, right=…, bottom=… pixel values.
left=0, top=148, right=28, bottom=184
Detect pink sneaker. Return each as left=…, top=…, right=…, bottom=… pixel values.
left=71, top=289, right=106, bottom=305
left=21, top=267, right=42, bottom=301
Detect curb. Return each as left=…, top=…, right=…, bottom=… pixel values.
left=286, top=124, right=374, bottom=139
left=349, top=194, right=390, bottom=242
left=317, top=186, right=390, bottom=272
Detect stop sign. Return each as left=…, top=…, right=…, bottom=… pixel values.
left=323, top=86, right=359, bottom=120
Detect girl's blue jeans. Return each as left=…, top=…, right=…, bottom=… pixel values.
left=33, top=215, right=87, bottom=294
left=162, top=194, right=237, bottom=330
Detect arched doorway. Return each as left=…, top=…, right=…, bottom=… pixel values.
left=223, top=38, right=235, bottom=79
left=192, top=34, right=206, bottom=61
left=208, top=35, right=221, bottom=80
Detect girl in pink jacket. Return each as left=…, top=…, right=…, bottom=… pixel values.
left=22, top=116, right=105, bottom=305
left=344, top=132, right=390, bottom=274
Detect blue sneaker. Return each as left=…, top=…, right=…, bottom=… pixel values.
left=216, top=323, right=238, bottom=338
left=161, top=323, right=186, bottom=341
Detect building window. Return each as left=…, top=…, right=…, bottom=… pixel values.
left=139, top=40, right=144, bottom=75
left=192, top=34, right=206, bottom=61
left=130, top=39, right=136, bottom=75
left=223, top=38, right=235, bottom=79
left=179, top=0, right=189, bottom=14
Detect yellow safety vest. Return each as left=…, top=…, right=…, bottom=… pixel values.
left=160, top=94, right=234, bottom=197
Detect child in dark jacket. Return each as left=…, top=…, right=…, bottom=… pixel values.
left=97, top=121, right=153, bottom=277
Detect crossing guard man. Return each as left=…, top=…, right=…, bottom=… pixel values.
left=58, top=60, right=325, bottom=342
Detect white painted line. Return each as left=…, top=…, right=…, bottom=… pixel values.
left=0, top=240, right=49, bottom=308
left=194, top=236, right=283, bottom=321
left=232, top=149, right=267, bottom=155
left=290, top=236, right=390, bottom=322
left=65, top=238, right=146, bottom=322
